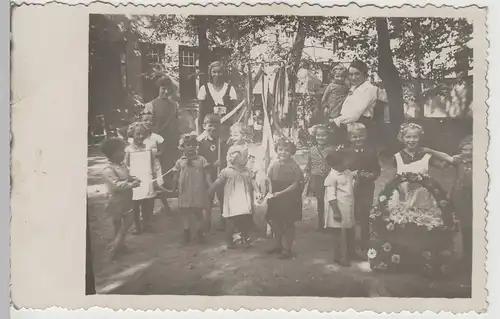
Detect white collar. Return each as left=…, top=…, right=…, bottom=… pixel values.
left=349, top=80, right=371, bottom=94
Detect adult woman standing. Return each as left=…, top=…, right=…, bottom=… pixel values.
left=331, top=60, right=380, bottom=134
left=144, top=76, right=180, bottom=194
left=197, top=61, right=238, bottom=135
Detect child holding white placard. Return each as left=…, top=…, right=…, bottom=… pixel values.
left=125, top=122, right=157, bottom=234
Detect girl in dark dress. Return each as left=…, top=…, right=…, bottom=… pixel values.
left=266, top=138, right=304, bottom=259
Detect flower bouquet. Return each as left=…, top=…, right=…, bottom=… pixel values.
left=368, top=173, right=461, bottom=277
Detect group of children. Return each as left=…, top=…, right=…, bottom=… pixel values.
left=101, top=108, right=473, bottom=269
left=305, top=123, right=381, bottom=266
left=304, top=121, right=473, bottom=268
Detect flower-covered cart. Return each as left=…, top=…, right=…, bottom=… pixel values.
left=369, top=173, right=462, bottom=276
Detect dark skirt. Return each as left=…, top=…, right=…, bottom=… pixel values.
left=307, top=174, right=327, bottom=198
left=266, top=180, right=302, bottom=223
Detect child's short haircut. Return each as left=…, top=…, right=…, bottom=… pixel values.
left=325, top=149, right=346, bottom=170
left=101, top=138, right=126, bottom=159
left=204, top=114, right=221, bottom=125
left=347, top=122, right=367, bottom=135
left=127, top=122, right=148, bottom=137
left=309, top=124, right=331, bottom=144
left=178, top=132, right=198, bottom=150
left=230, top=122, right=252, bottom=141
left=275, top=137, right=297, bottom=155
left=459, top=135, right=473, bottom=150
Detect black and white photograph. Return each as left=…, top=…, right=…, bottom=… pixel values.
left=85, top=13, right=476, bottom=298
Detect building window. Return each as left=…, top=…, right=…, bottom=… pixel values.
left=147, top=47, right=163, bottom=64
left=181, top=50, right=197, bottom=67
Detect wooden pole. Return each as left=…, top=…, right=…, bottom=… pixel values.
left=245, top=63, right=253, bottom=125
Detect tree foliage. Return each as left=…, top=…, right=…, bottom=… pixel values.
left=90, top=14, right=474, bottom=122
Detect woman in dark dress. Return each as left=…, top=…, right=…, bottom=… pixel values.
left=144, top=76, right=180, bottom=212
left=266, top=138, right=304, bottom=259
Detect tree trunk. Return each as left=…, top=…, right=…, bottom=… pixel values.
left=455, top=49, right=472, bottom=118
left=411, top=18, right=424, bottom=118
left=196, top=16, right=209, bottom=87
left=376, top=18, right=405, bottom=128
left=289, top=17, right=307, bottom=134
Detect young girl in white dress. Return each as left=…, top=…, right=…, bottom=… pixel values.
left=388, top=123, right=441, bottom=216
left=125, top=122, right=157, bottom=234
left=324, top=148, right=356, bottom=266
left=140, top=111, right=172, bottom=214
left=209, top=145, right=261, bottom=249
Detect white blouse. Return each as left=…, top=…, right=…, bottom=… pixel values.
left=333, top=80, right=379, bottom=126
left=197, top=83, right=238, bottom=106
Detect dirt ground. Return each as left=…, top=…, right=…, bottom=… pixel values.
left=87, top=145, right=471, bottom=297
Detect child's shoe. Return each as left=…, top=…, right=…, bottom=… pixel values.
left=279, top=249, right=293, bottom=260
left=266, top=247, right=282, bottom=254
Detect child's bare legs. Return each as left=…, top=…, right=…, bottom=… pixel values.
left=316, top=193, right=325, bottom=231
left=346, top=228, right=357, bottom=261
left=225, top=216, right=237, bottom=248
left=153, top=181, right=172, bottom=215
left=216, top=188, right=225, bottom=231
left=193, top=208, right=205, bottom=243
left=204, top=192, right=216, bottom=233
left=141, top=198, right=155, bottom=232
left=110, top=210, right=134, bottom=259
left=180, top=208, right=191, bottom=243
left=132, top=200, right=142, bottom=234
left=132, top=199, right=154, bottom=233
left=160, top=194, right=172, bottom=215
left=235, top=215, right=251, bottom=247
left=112, top=214, right=121, bottom=239
left=332, top=228, right=350, bottom=266
left=280, top=221, right=295, bottom=259
left=267, top=220, right=283, bottom=254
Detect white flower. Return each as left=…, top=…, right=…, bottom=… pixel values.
left=386, top=223, right=395, bottom=231
left=382, top=242, right=392, bottom=252
left=391, top=254, right=401, bottom=264
left=379, top=195, right=387, bottom=202
left=367, top=248, right=377, bottom=259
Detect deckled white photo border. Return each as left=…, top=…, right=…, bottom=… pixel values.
left=9, top=0, right=490, bottom=315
